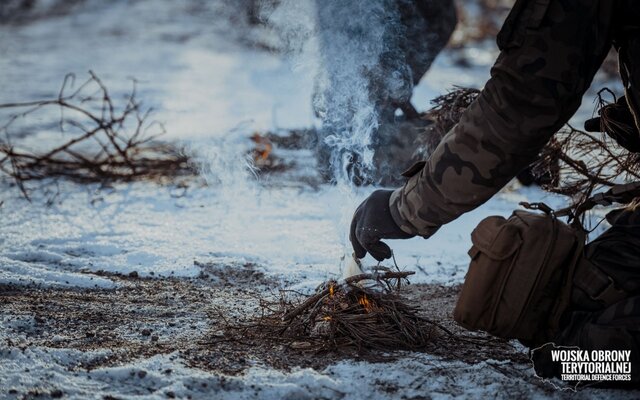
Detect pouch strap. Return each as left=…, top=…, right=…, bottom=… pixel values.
left=548, top=230, right=585, bottom=334
left=551, top=181, right=640, bottom=219
left=573, top=259, right=629, bottom=306
left=519, top=201, right=554, bottom=215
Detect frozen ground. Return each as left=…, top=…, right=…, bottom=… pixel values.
left=0, top=1, right=635, bottom=399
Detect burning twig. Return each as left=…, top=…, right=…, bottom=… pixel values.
left=281, top=271, right=415, bottom=322
left=218, top=270, right=477, bottom=353
left=247, top=132, right=292, bottom=174
left=0, top=71, right=194, bottom=198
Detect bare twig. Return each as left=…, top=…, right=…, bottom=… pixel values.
left=533, top=124, right=640, bottom=198
left=415, top=87, right=480, bottom=157
left=0, top=72, right=194, bottom=197
left=419, top=87, right=640, bottom=209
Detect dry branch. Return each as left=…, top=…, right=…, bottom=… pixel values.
left=0, top=72, right=194, bottom=197
left=529, top=90, right=640, bottom=199
left=415, top=87, right=480, bottom=157
left=533, top=124, right=640, bottom=198
left=419, top=87, right=640, bottom=208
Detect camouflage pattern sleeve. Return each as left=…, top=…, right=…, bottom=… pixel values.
left=390, top=0, right=619, bottom=238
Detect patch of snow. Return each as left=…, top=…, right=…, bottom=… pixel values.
left=0, top=256, right=116, bottom=289
left=0, top=1, right=631, bottom=398
left=1, top=348, right=632, bottom=399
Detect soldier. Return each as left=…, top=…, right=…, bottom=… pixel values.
left=313, top=0, right=457, bottom=186
left=350, top=0, right=640, bottom=383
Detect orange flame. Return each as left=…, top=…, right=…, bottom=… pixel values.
left=358, top=294, right=375, bottom=313
left=250, top=133, right=272, bottom=160
left=260, top=143, right=272, bottom=160
left=323, top=316, right=332, bottom=321
left=329, top=284, right=335, bottom=297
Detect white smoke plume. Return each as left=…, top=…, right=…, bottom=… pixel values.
left=263, top=0, right=413, bottom=185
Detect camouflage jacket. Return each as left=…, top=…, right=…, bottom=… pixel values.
left=390, top=0, right=640, bottom=237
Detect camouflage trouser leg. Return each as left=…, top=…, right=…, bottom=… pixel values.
left=549, top=207, right=640, bottom=383
left=313, top=0, right=456, bottom=185
left=555, top=296, right=640, bottom=383
left=391, top=0, right=618, bottom=236
left=313, top=0, right=456, bottom=120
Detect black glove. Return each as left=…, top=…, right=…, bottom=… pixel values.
left=584, top=95, right=640, bottom=153
left=350, top=189, right=414, bottom=261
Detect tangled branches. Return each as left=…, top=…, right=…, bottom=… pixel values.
left=0, top=72, right=193, bottom=197
left=533, top=92, right=640, bottom=199
left=220, top=270, right=453, bottom=352
left=416, top=87, right=480, bottom=156
left=426, top=86, right=480, bottom=138
left=420, top=87, right=640, bottom=202
left=533, top=127, right=640, bottom=198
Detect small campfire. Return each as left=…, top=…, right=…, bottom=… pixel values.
left=221, top=266, right=453, bottom=352
left=248, top=132, right=290, bottom=173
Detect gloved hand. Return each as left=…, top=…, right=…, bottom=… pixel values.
left=350, top=189, right=414, bottom=261
left=584, top=95, right=640, bottom=152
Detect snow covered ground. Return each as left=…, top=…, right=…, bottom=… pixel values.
left=0, top=1, right=635, bottom=399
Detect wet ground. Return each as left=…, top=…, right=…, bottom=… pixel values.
left=1, top=266, right=531, bottom=377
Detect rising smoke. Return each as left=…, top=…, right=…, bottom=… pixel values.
left=196, top=0, right=453, bottom=261
left=265, top=0, right=415, bottom=185
left=259, top=0, right=426, bottom=263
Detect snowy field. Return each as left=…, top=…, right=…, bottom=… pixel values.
left=0, top=1, right=635, bottom=399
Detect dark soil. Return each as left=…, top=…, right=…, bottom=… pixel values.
left=0, top=266, right=529, bottom=377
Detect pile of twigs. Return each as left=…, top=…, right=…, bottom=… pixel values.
left=0, top=71, right=193, bottom=197
left=425, top=87, right=481, bottom=138
left=222, top=269, right=449, bottom=352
